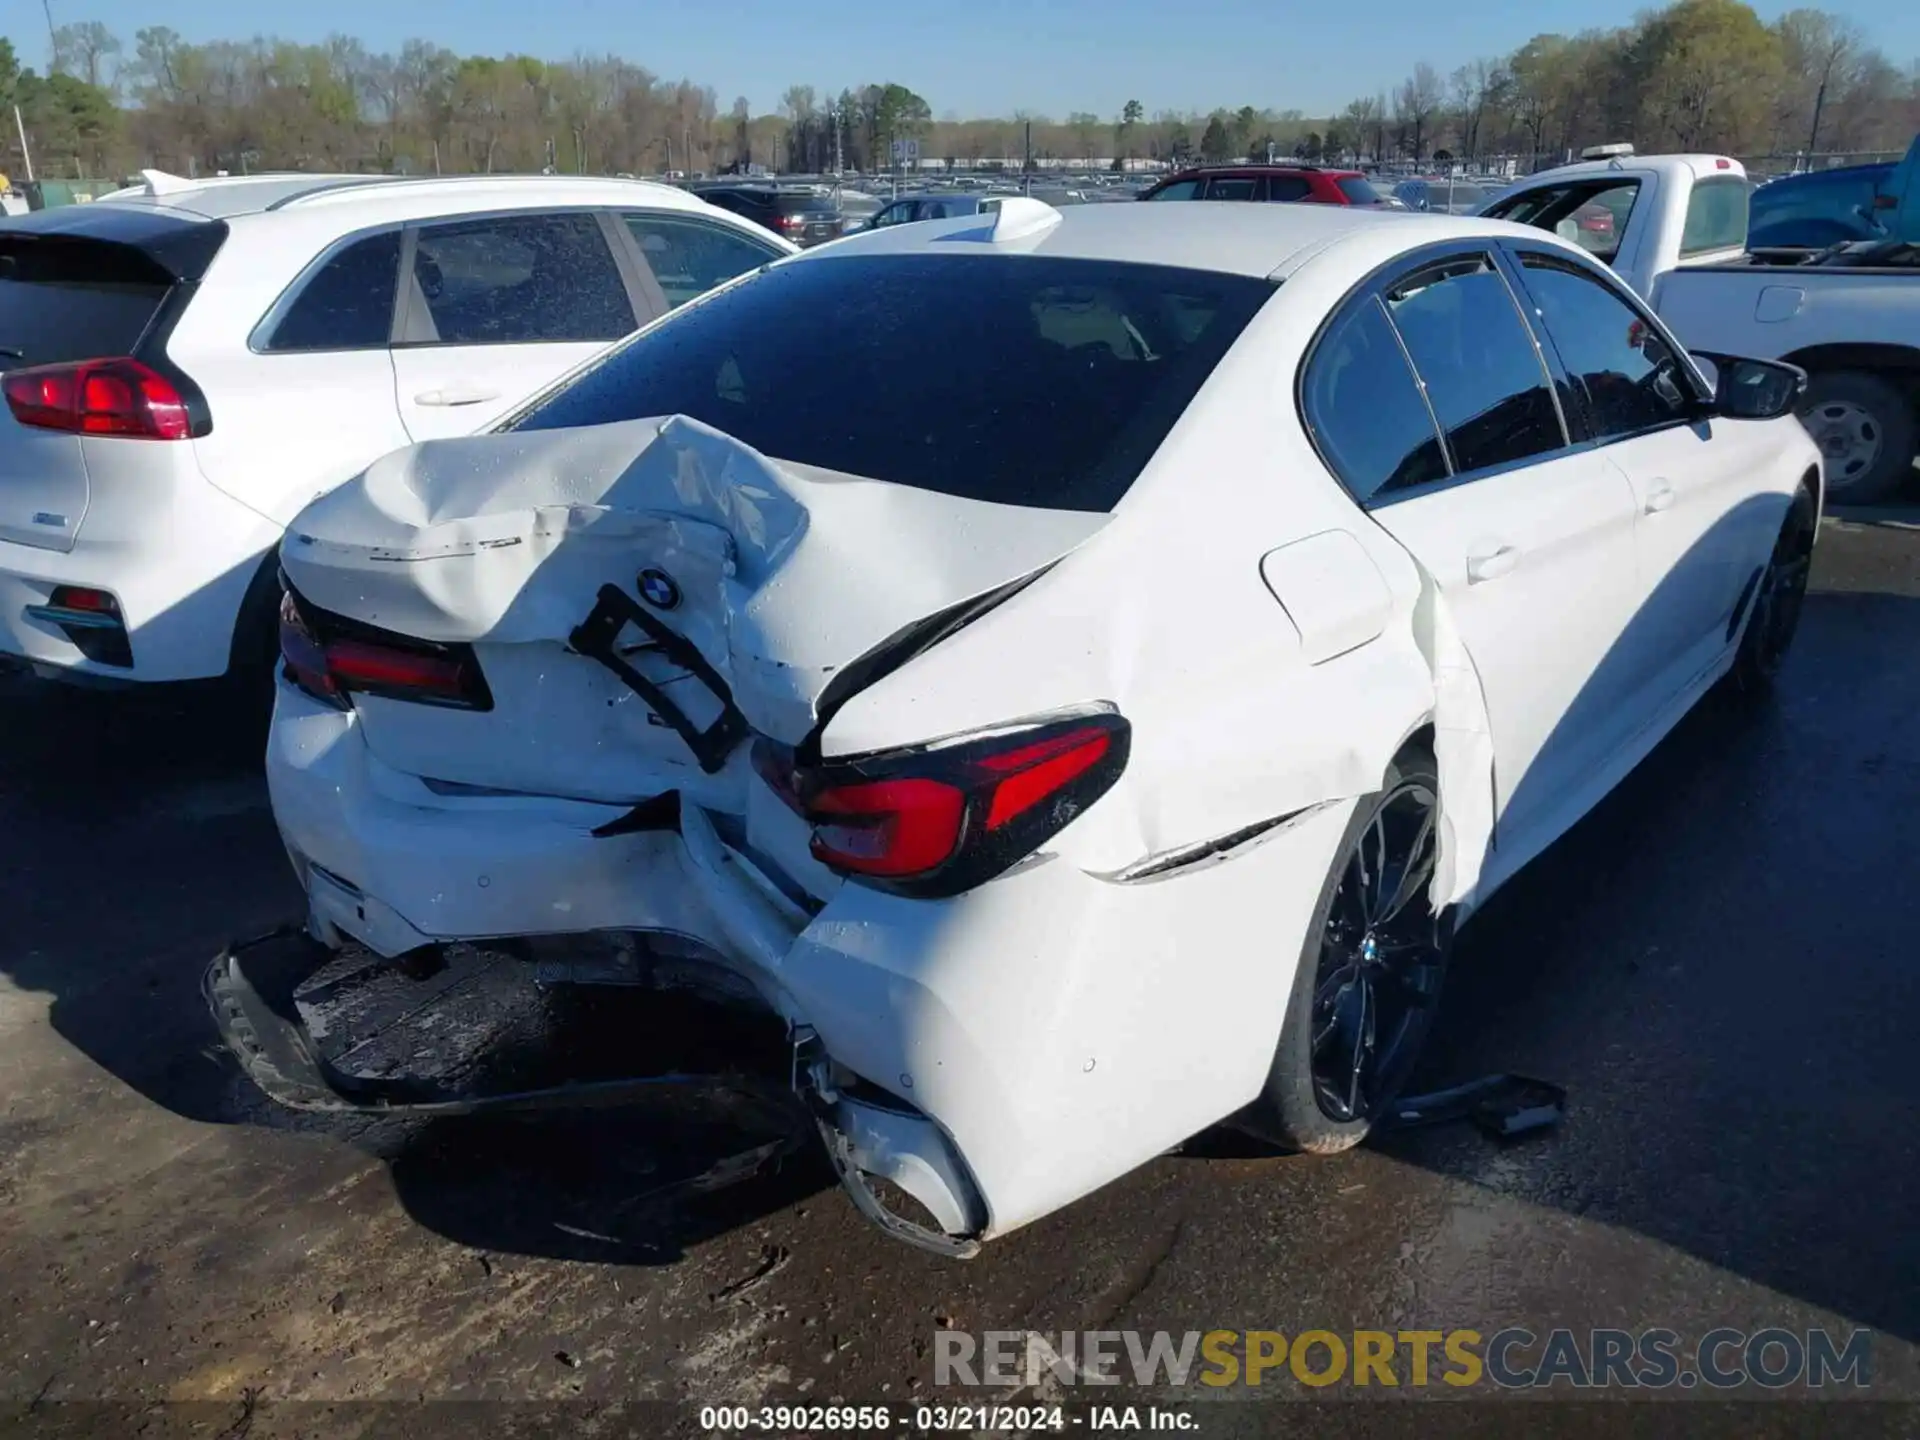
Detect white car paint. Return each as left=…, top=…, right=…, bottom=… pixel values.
left=0, top=172, right=793, bottom=685
left=258, top=201, right=1821, bottom=1252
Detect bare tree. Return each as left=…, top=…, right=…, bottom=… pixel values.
left=1395, top=63, right=1443, bottom=160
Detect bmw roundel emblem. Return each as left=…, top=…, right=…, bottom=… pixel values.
left=638, top=568, right=681, bottom=610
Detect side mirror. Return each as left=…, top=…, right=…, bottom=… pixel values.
left=1691, top=351, right=1807, bottom=421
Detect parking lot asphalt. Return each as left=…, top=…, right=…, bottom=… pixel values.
left=2, top=513, right=1918, bottom=1432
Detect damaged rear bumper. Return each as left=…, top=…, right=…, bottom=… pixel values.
left=204, top=926, right=989, bottom=1257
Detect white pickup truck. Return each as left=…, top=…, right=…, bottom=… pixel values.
left=1480, top=140, right=1920, bottom=503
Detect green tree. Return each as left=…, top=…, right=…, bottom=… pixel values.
left=1199, top=113, right=1230, bottom=161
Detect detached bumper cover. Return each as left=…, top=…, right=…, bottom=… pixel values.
left=203, top=926, right=809, bottom=1133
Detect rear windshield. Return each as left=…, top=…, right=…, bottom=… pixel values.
left=1337, top=177, right=1384, bottom=205
left=774, top=193, right=840, bottom=215
left=513, top=254, right=1272, bottom=512
left=0, top=239, right=171, bottom=367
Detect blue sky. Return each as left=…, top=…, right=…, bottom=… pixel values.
left=9, top=0, right=1917, bottom=118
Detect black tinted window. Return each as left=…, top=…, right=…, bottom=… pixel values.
left=1269, top=177, right=1312, bottom=202
left=1383, top=255, right=1565, bottom=474
left=0, top=240, right=170, bottom=365
left=1337, top=178, right=1384, bottom=205
left=411, top=213, right=633, bottom=345
left=1303, top=296, right=1449, bottom=503
left=1515, top=253, right=1696, bottom=439
left=514, top=255, right=1271, bottom=513
left=1147, top=180, right=1201, bottom=201
left=1204, top=178, right=1259, bottom=201
left=265, top=230, right=399, bottom=352
left=624, top=214, right=779, bottom=309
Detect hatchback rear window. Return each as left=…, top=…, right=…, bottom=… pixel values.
left=0, top=238, right=172, bottom=367
left=775, top=194, right=840, bottom=215
left=513, top=254, right=1272, bottom=512
left=1337, top=177, right=1384, bottom=205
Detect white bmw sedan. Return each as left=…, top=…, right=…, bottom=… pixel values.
left=218, top=198, right=1821, bottom=1255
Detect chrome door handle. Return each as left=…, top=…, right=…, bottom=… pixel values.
left=413, top=386, right=501, bottom=407
left=1466, top=544, right=1520, bottom=584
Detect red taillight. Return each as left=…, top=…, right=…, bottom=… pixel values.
left=979, top=729, right=1112, bottom=830
left=1715, top=158, right=1732, bottom=169
left=776, top=214, right=807, bottom=230
left=775, top=711, right=1130, bottom=897
left=810, top=777, right=968, bottom=876
left=279, top=590, right=490, bottom=711
left=279, top=591, right=341, bottom=704
left=326, top=639, right=471, bottom=698
left=3, top=358, right=191, bottom=440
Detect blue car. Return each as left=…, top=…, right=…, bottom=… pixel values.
left=1748, top=162, right=1894, bottom=249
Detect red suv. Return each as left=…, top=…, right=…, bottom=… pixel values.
left=1139, top=165, right=1394, bottom=207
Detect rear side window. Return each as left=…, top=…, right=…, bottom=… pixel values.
left=264, top=230, right=399, bottom=352
left=1337, top=178, right=1383, bottom=205
left=1680, top=175, right=1750, bottom=256
left=1381, top=255, right=1566, bottom=475
left=0, top=239, right=171, bottom=366
left=1269, top=177, right=1312, bottom=203
left=1301, top=296, right=1448, bottom=503
left=513, top=254, right=1272, bottom=513
left=623, top=214, right=780, bottom=309
left=409, top=213, right=634, bottom=345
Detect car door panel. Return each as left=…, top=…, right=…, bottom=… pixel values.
left=1503, top=244, right=1756, bottom=697
left=391, top=211, right=641, bottom=443
left=1370, top=456, right=1644, bottom=843
left=1302, top=249, right=1650, bottom=858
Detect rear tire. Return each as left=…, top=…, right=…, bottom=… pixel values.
left=1246, top=748, right=1449, bottom=1154
left=1726, top=480, right=1817, bottom=697
left=1797, top=370, right=1916, bottom=507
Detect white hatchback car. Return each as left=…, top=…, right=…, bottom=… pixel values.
left=0, top=171, right=792, bottom=688
left=215, top=199, right=1821, bottom=1254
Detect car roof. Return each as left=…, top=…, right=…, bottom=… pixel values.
left=78, top=171, right=710, bottom=223
left=791, top=200, right=1526, bottom=279
left=1161, top=165, right=1364, bottom=180
left=1514, top=154, right=1747, bottom=186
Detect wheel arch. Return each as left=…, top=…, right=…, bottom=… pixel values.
left=1781, top=342, right=1920, bottom=393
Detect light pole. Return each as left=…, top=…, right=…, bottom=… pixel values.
left=42, top=0, right=59, bottom=69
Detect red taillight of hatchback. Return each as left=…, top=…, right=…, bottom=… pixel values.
left=757, top=710, right=1131, bottom=898
left=3, top=358, right=191, bottom=440
left=280, top=590, right=492, bottom=711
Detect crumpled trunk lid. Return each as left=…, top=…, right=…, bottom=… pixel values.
left=280, top=415, right=1108, bottom=804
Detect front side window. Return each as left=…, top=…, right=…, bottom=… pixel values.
left=1381, top=254, right=1566, bottom=475
left=1301, top=295, right=1449, bottom=504
left=265, top=230, right=399, bottom=352
left=1337, top=177, right=1384, bottom=205
left=1513, top=251, right=1697, bottom=439
left=623, top=214, right=780, bottom=309
left=1146, top=180, right=1201, bottom=201
left=1680, top=175, right=1750, bottom=256
left=513, top=254, right=1272, bottom=513
left=410, top=213, right=633, bottom=345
